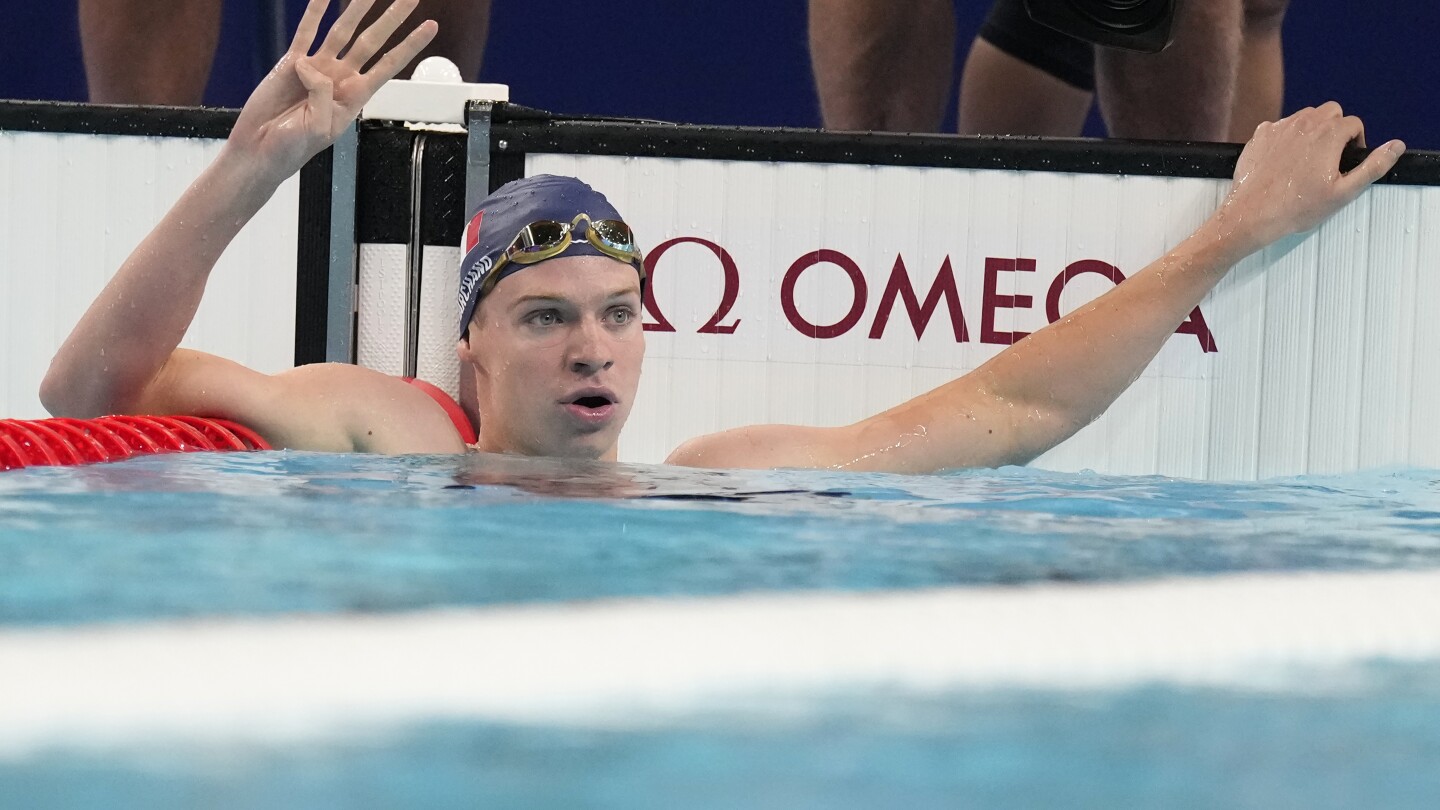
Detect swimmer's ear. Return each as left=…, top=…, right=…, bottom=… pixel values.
left=456, top=334, right=476, bottom=364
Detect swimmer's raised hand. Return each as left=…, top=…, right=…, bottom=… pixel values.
left=43, top=0, right=441, bottom=433
left=1216, top=102, right=1405, bottom=253
left=226, top=0, right=437, bottom=183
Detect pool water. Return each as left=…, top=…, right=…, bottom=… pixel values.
left=2, top=452, right=1439, bottom=807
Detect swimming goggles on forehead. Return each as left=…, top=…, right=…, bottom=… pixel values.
left=480, top=213, right=645, bottom=296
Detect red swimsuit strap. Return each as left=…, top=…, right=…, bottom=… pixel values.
left=402, top=378, right=478, bottom=445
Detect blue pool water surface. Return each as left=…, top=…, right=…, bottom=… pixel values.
left=2, top=452, right=1439, bottom=807
left=4, top=452, right=1440, bottom=626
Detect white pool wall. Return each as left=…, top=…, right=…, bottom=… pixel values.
left=0, top=130, right=298, bottom=420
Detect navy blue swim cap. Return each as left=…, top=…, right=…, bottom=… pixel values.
left=457, top=175, right=642, bottom=337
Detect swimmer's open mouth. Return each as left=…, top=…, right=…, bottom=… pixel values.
left=564, top=389, right=618, bottom=411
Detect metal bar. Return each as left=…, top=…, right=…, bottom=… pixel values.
left=325, top=123, right=359, bottom=363
left=293, top=146, right=333, bottom=366
left=486, top=116, right=1440, bottom=184
left=403, top=134, right=428, bottom=378
left=464, top=102, right=494, bottom=216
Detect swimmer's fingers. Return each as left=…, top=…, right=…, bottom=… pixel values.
left=291, top=0, right=330, bottom=55
left=1338, top=139, right=1406, bottom=198
left=1333, top=114, right=1366, bottom=149
left=316, top=0, right=379, bottom=60
left=295, top=58, right=335, bottom=136
left=343, top=0, right=422, bottom=70
left=356, top=19, right=438, bottom=97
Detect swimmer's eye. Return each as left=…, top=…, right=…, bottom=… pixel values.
left=607, top=306, right=636, bottom=326
left=525, top=309, right=563, bottom=327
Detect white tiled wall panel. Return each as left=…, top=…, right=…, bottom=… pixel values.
left=0, top=131, right=298, bottom=420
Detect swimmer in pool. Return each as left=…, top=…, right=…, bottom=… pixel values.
left=41, top=0, right=1406, bottom=473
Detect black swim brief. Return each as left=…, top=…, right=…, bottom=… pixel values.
left=977, top=0, right=1096, bottom=92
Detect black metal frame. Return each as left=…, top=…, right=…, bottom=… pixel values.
left=0, top=100, right=238, bottom=139
left=484, top=104, right=1440, bottom=186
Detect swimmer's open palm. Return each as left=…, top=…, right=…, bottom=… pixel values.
left=227, top=0, right=436, bottom=182
left=1218, top=102, right=1404, bottom=253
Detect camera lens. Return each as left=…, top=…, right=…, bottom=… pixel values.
left=1073, top=0, right=1172, bottom=32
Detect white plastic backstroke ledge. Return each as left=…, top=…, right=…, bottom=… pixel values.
left=361, top=56, right=509, bottom=126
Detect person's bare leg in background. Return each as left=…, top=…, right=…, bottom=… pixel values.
left=1227, top=0, right=1290, bottom=140
left=957, top=39, right=1092, bottom=136
left=81, top=0, right=493, bottom=105
left=1095, top=0, right=1245, bottom=141
left=351, top=0, right=492, bottom=80
left=80, top=0, right=222, bottom=104
left=807, top=0, right=956, bottom=131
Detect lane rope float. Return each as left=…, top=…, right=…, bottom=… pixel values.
left=0, top=416, right=270, bottom=471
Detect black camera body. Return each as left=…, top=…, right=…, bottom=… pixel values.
left=1024, top=0, right=1180, bottom=53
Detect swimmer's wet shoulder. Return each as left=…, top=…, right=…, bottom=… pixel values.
left=128, top=350, right=465, bottom=455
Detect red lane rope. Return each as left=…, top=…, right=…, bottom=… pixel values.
left=105, top=415, right=188, bottom=452
left=0, top=430, right=34, bottom=469
left=44, top=419, right=114, bottom=463
left=92, top=418, right=162, bottom=455
left=51, top=418, right=131, bottom=462
left=0, top=422, right=61, bottom=466
left=21, top=421, right=83, bottom=466
left=168, top=416, right=247, bottom=451
left=0, top=416, right=271, bottom=472
left=208, top=419, right=269, bottom=451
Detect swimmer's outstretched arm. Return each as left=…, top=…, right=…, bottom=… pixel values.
left=669, top=103, right=1405, bottom=473
left=42, top=1, right=457, bottom=452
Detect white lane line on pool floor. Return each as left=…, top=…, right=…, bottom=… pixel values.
left=3, top=568, right=1440, bottom=754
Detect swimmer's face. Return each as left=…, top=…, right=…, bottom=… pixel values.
left=459, top=255, right=645, bottom=460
